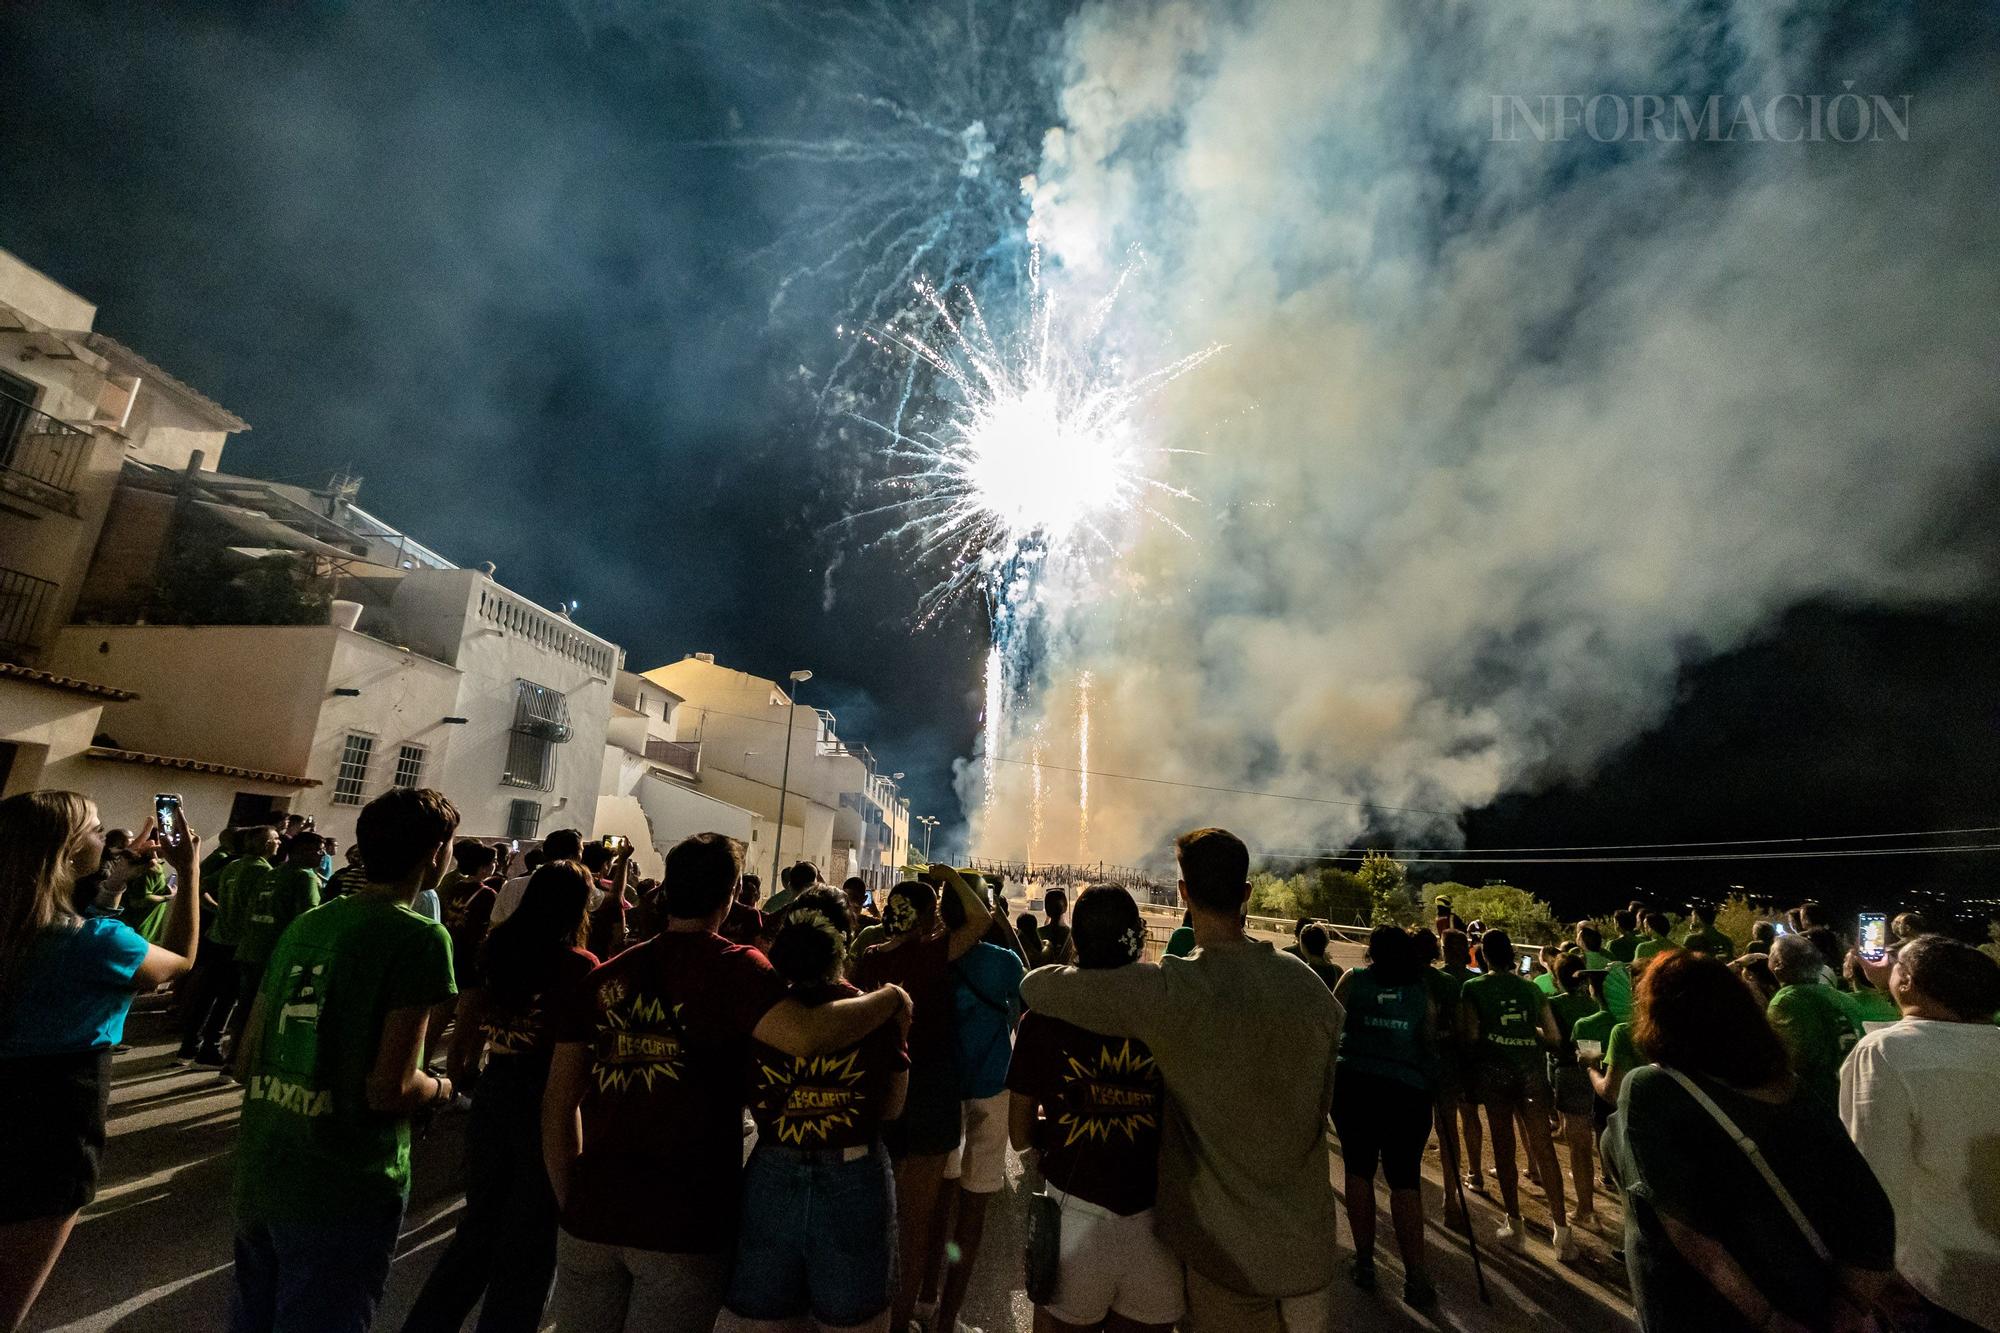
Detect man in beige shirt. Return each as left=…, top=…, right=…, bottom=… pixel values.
left=1019, top=827, right=1344, bottom=1332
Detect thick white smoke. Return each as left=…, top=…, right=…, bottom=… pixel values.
left=972, top=0, right=2000, bottom=864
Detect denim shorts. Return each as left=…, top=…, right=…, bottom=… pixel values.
left=724, top=1140, right=897, bottom=1326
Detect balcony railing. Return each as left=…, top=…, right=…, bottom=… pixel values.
left=0, top=565, right=58, bottom=661
left=0, top=393, right=91, bottom=501
left=644, top=738, right=701, bottom=774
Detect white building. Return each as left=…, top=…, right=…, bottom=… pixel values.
left=0, top=248, right=313, bottom=834
left=642, top=653, right=911, bottom=889
left=0, top=245, right=626, bottom=843
left=593, top=669, right=756, bottom=881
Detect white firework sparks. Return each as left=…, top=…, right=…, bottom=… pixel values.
left=854, top=251, right=1221, bottom=617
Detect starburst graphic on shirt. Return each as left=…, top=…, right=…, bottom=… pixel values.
left=591, top=988, right=686, bottom=1092
left=1055, top=1040, right=1160, bottom=1147
left=481, top=1000, right=548, bottom=1055
left=755, top=1049, right=869, bottom=1145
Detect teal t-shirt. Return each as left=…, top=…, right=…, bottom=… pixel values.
left=1766, top=984, right=1864, bottom=1111
left=1339, top=967, right=1435, bottom=1090
left=235, top=894, right=456, bottom=1223
left=1461, top=972, right=1547, bottom=1070
left=1165, top=925, right=1196, bottom=958
left=0, top=918, right=149, bottom=1056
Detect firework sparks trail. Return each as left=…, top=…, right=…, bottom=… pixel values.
left=1077, top=670, right=1092, bottom=859
left=851, top=251, right=1221, bottom=619
left=982, top=644, right=1004, bottom=828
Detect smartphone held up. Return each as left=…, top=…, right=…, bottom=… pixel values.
left=153, top=792, right=185, bottom=849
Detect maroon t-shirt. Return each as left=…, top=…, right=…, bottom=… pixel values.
left=747, top=981, right=908, bottom=1150
left=442, top=880, right=498, bottom=985
left=853, top=932, right=953, bottom=1067
left=481, top=946, right=598, bottom=1058
left=1006, top=1012, right=1164, bottom=1216
left=720, top=900, right=769, bottom=950
left=553, top=931, right=788, bottom=1252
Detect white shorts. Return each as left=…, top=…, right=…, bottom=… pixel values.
left=1042, top=1193, right=1185, bottom=1328
left=941, top=1091, right=1010, bottom=1194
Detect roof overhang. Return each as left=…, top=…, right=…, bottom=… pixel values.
left=0, top=662, right=138, bottom=702
left=85, top=746, right=318, bottom=788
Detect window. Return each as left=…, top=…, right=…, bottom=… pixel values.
left=333, top=733, right=375, bottom=805
left=506, top=799, right=541, bottom=840
left=503, top=679, right=569, bottom=791
left=393, top=743, right=426, bottom=789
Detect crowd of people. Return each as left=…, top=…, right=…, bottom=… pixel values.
left=1, top=786, right=1997, bottom=1333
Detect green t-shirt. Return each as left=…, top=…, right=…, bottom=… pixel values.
left=1766, top=984, right=1864, bottom=1111
left=1605, top=1020, right=1643, bottom=1078
left=1460, top=972, right=1548, bottom=1071
left=236, top=866, right=323, bottom=970
left=1633, top=935, right=1678, bottom=963
left=210, top=857, right=272, bottom=947
left=1534, top=971, right=1559, bottom=996
left=235, top=894, right=456, bottom=1224
left=1165, top=925, right=1196, bottom=958
left=1548, top=990, right=1597, bottom=1042
left=1682, top=926, right=1735, bottom=960
left=1848, top=988, right=1900, bottom=1024
left=1571, top=1008, right=1617, bottom=1056
left=1607, top=932, right=1640, bottom=963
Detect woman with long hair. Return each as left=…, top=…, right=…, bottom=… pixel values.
left=1016, top=912, right=1045, bottom=969
left=1606, top=949, right=1894, bottom=1332
left=722, top=886, right=907, bottom=1333
left=1331, top=925, right=1439, bottom=1307
left=402, top=860, right=596, bottom=1333
left=0, top=792, right=201, bottom=1329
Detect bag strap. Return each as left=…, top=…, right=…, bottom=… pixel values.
left=1663, top=1068, right=1832, bottom=1263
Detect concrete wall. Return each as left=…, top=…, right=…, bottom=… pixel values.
left=0, top=248, right=97, bottom=330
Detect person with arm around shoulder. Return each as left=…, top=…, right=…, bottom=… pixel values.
left=0, top=793, right=202, bottom=1330
left=1019, top=827, right=1345, bottom=1332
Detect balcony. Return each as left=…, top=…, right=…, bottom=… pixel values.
left=0, top=565, right=58, bottom=661
left=643, top=737, right=701, bottom=776
left=0, top=393, right=90, bottom=514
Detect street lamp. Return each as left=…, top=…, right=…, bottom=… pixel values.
left=772, top=669, right=812, bottom=888
left=917, top=814, right=939, bottom=861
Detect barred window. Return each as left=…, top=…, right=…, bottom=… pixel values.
left=506, top=799, right=541, bottom=840
left=503, top=679, right=569, bottom=791
left=392, top=743, right=426, bottom=790
left=333, top=733, right=375, bottom=805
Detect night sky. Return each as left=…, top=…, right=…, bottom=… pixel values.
left=4, top=2, right=1996, bottom=914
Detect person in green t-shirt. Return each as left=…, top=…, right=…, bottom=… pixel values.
left=174, top=827, right=279, bottom=1065
left=230, top=788, right=462, bottom=1332
left=1545, top=956, right=1602, bottom=1226
left=1532, top=945, right=1563, bottom=995
left=1460, top=930, right=1573, bottom=1257
left=1682, top=902, right=1736, bottom=960
left=1766, top=935, right=1864, bottom=1110
left=1165, top=911, right=1197, bottom=959
left=229, top=833, right=325, bottom=1057
left=1631, top=910, right=1676, bottom=963
left=1605, top=906, right=1642, bottom=964
left=1573, top=923, right=1613, bottom=972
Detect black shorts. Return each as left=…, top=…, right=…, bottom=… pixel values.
left=1475, top=1060, right=1553, bottom=1112
left=1332, top=1067, right=1434, bottom=1191
left=0, top=1049, right=113, bottom=1223
left=883, top=1060, right=962, bottom=1160
left=1551, top=1063, right=1595, bottom=1116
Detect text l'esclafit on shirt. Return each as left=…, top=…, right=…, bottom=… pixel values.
left=553, top=930, right=788, bottom=1252
left=1006, top=1011, right=1163, bottom=1216
left=746, top=980, right=908, bottom=1150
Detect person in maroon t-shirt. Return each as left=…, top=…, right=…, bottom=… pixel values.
left=720, top=873, right=772, bottom=953
left=406, top=860, right=598, bottom=1333
left=724, top=886, right=908, bottom=1329
left=850, top=866, right=992, bottom=1332
left=1008, top=884, right=1183, bottom=1330
left=542, top=833, right=909, bottom=1333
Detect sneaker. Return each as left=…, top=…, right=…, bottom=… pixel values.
left=1403, top=1273, right=1438, bottom=1309
left=1463, top=1173, right=1487, bottom=1193
left=1349, top=1255, right=1376, bottom=1292
left=1554, top=1224, right=1579, bottom=1262
left=1495, top=1215, right=1527, bottom=1249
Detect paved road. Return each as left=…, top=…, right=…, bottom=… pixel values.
left=29, top=1002, right=1634, bottom=1333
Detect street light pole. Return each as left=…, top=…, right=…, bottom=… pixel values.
left=772, top=669, right=812, bottom=889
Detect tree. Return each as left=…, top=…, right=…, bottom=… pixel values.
left=1424, top=881, right=1562, bottom=944
left=1359, top=851, right=1420, bottom=927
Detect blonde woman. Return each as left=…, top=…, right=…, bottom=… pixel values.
left=0, top=791, right=201, bottom=1330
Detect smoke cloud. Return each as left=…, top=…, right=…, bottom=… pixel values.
left=976, top=0, right=2000, bottom=865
